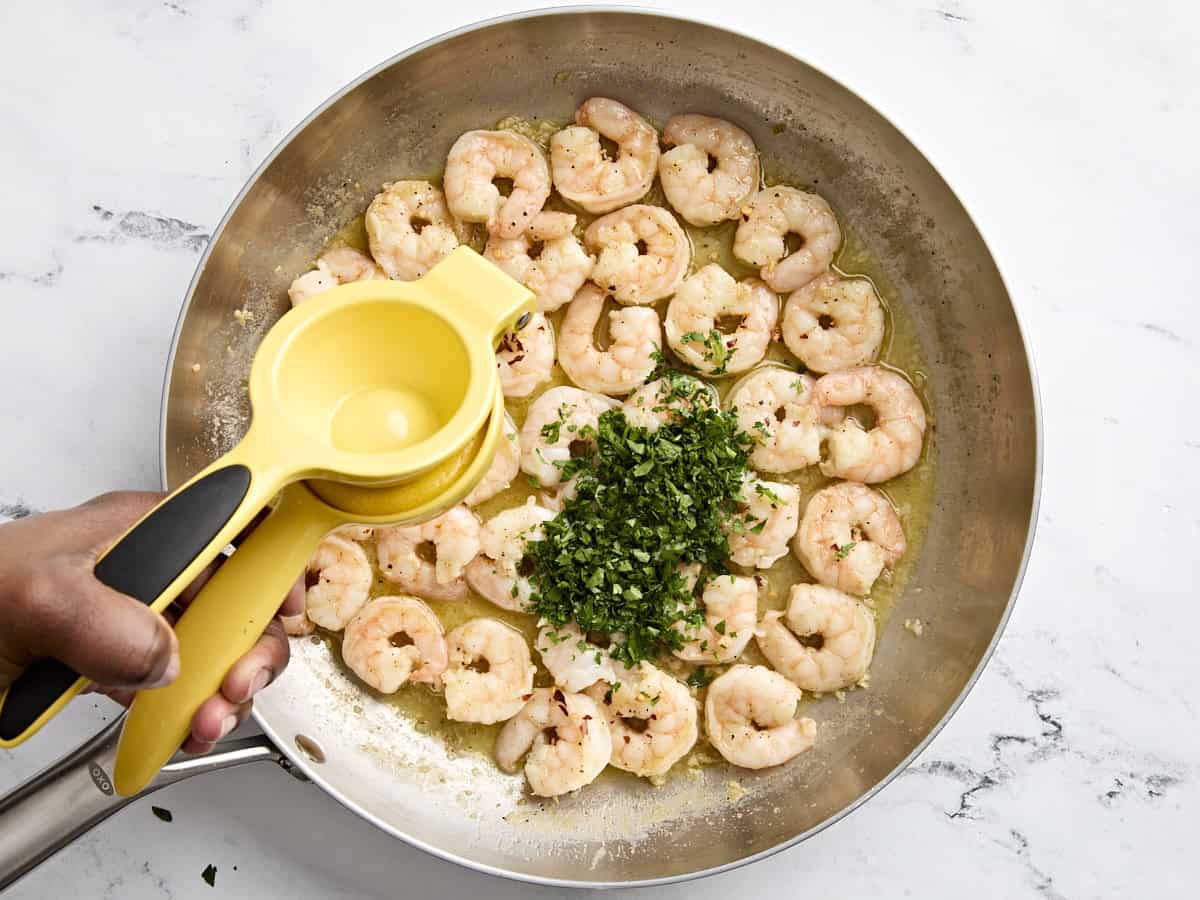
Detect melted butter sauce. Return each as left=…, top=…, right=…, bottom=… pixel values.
left=314, top=115, right=937, bottom=770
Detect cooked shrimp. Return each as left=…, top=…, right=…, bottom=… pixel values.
left=704, top=665, right=816, bottom=769
left=659, top=114, right=760, bottom=227
left=463, top=412, right=521, bottom=507
left=586, top=663, right=697, bottom=777
left=558, top=284, right=660, bottom=395
left=793, top=482, right=905, bottom=596
left=536, top=621, right=618, bottom=692
left=496, top=311, right=555, bottom=398
left=466, top=498, right=555, bottom=612
left=341, top=596, right=448, bottom=693
left=550, top=97, right=659, bottom=214
left=287, top=247, right=384, bottom=306
left=734, top=186, right=841, bottom=293
left=484, top=211, right=593, bottom=313
left=728, top=367, right=822, bottom=473
left=622, top=374, right=718, bottom=431
left=673, top=573, right=759, bottom=664
left=495, top=687, right=612, bottom=796
left=519, top=386, right=620, bottom=488
left=303, top=534, right=372, bottom=631
left=782, top=273, right=885, bottom=373
left=725, top=475, right=801, bottom=569
left=584, top=205, right=690, bottom=306
left=665, top=264, right=778, bottom=376
left=375, top=505, right=481, bottom=602
left=365, top=180, right=470, bottom=281
left=815, top=366, right=926, bottom=482
left=756, top=584, right=876, bottom=693
left=443, top=618, right=536, bottom=724
left=443, top=130, right=552, bottom=238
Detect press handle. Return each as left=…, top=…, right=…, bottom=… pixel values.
left=114, top=482, right=339, bottom=796
left=420, top=246, right=536, bottom=345
left=0, top=459, right=280, bottom=748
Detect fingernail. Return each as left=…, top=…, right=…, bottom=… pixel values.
left=218, top=714, right=238, bottom=740
left=148, top=653, right=181, bottom=689
left=248, top=668, right=271, bottom=698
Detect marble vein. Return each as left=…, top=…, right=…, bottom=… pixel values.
left=0, top=501, right=37, bottom=521
left=75, top=206, right=210, bottom=254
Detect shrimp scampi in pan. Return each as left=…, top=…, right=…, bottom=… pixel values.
left=444, top=130, right=552, bottom=238
left=585, top=204, right=691, bottom=306
left=756, top=584, right=876, bottom=693
left=341, top=596, right=448, bottom=693
left=286, top=96, right=937, bottom=796
left=466, top=499, right=556, bottom=612
left=365, top=180, right=470, bottom=281
left=551, top=97, right=659, bottom=214
left=659, top=114, right=760, bottom=227
left=665, top=264, right=778, bottom=376
left=815, top=366, right=927, bottom=483
left=496, top=687, right=612, bottom=797
left=375, top=505, right=481, bottom=603
left=484, top=211, right=593, bottom=313
left=288, top=247, right=383, bottom=306
left=734, top=186, right=841, bottom=293
left=557, top=284, right=660, bottom=395
left=793, top=482, right=907, bottom=597
left=495, top=311, right=556, bottom=399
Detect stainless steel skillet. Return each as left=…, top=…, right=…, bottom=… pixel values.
left=0, top=7, right=1040, bottom=889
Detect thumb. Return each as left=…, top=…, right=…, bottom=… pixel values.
left=26, top=567, right=180, bottom=690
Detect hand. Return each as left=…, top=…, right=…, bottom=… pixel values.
left=0, top=491, right=303, bottom=753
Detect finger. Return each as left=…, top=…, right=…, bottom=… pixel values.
left=22, top=567, right=179, bottom=689
left=189, top=694, right=253, bottom=747
left=279, top=576, right=305, bottom=619
left=220, top=618, right=290, bottom=704
left=77, top=491, right=166, bottom=556
left=181, top=737, right=214, bottom=756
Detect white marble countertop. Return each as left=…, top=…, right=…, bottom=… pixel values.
left=1, top=1, right=1197, bottom=897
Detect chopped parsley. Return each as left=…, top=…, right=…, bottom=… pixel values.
left=754, top=483, right=782, bottom=505
left=151, top=806, right=173, bottom=823
left=527, top=402, right=752, bottom=664
left=680, top=329, right=730, bottom=375
left=686, top=667, right=716, bottom=689
left=835, top=541, right=857, bottom=560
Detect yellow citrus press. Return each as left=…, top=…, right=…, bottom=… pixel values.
left=0, top=247, right=534, bottom=794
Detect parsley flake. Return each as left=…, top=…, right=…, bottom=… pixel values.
left=527, top=403, right=752, bottom=663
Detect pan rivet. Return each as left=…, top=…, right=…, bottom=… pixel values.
left=295, top=733, right=326, bottom=764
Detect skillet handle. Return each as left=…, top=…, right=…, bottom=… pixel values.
left=0, top=442, right=285, bottom=749
left=114, top=482, right=340, bottom=797
left=0, top=717, right=297, bottom=892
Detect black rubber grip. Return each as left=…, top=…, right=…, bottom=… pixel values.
left=0, top=465, right=252, bottom=741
